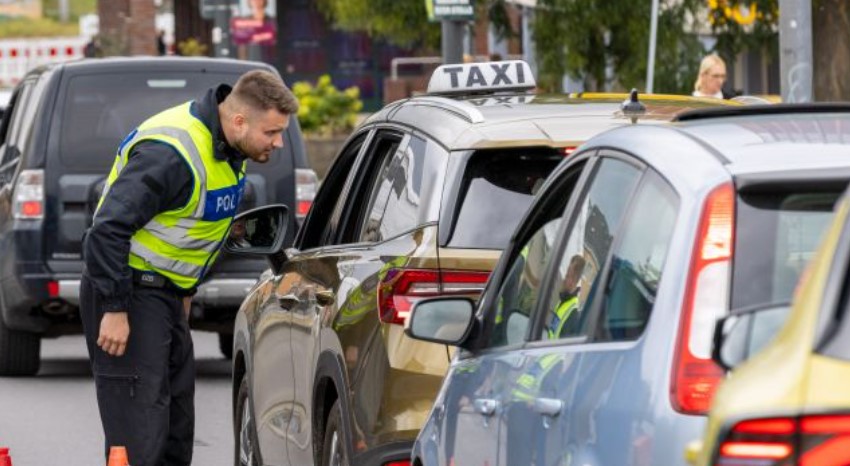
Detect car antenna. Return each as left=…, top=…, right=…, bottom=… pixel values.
left=621, top=88, right=646, bottom=124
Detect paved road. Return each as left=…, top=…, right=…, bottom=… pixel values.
left=0, top=332, right=233, bottom=465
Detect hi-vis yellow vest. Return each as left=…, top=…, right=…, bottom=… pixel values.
left=96, top=102, right=246, bottom=289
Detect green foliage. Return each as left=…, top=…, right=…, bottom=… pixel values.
left=708, top=0, right=778, bottom=59
left=534, top=0, right=704, bottom=94
left=293, top=75, right=364, bottom=136
left=0, top=17, right=78, bottom=38
left=42, top=0, right=97, bottom=21
left=317, top=0, right=442, bottom=49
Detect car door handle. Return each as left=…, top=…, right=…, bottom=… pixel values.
left=533, top=397, right=563, bottom=417
left=314, top=289, right=335, bottom=306
left=275, top=293, right=300, bottom=308
left=473, top=398, right=499, bottom=417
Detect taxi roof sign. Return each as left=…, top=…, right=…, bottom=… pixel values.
left=427, top=60, right=536, bottom=95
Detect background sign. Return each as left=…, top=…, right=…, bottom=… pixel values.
left=426, top=0, right=475, bottom=22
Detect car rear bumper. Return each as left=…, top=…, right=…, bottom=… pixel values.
left=58, top=277, right=256, bottom=308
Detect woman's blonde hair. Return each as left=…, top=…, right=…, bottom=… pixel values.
left=694, top=54, right=726, bottom=93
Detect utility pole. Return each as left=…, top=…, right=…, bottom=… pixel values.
left=779, top=0, right=813, bottom=102
left=428, top=0, right=473, bottom=65
left=58, top=0, right=69, bottom=22
left=442, top=20, right=464, bottom=65
left=645, top=0, right=660, bottom=93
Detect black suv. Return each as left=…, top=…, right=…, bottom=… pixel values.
left=0, top=57, right=315, bottom=375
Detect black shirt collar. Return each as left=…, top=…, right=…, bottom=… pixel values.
left=192, top=84, right=246, bottom=163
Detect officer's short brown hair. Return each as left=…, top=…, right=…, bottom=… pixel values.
left=232, top=69, right=299, bottom=115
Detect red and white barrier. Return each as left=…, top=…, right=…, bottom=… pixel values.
left=0, top=36, right=88, bottom=88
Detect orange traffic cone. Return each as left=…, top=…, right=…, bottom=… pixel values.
left=107, top=446, right=129, bottom=466
left=0, top=447, right=12, bottom=466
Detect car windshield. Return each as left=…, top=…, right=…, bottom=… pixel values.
left=447, top=148, right=563, bottom=249
left=59, top=71, right=241, bottom=171
left=732, top=190, right=841, bottom=311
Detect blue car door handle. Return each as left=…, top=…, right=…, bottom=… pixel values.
left=533, top=398, right=563, bottom=417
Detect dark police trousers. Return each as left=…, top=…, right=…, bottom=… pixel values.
left=80, top=274, right=194, bottom=466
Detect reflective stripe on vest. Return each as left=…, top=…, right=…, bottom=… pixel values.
left=547, top=295, right=578, bottom=339
left=511, top=353, right=560, bottom=402
left=96, top=101, right=246, bottom=289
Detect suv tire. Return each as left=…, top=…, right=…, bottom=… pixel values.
left=321, top=400, right=349, bottom=466
left=0, top=315, right=41, bottom=376
left=219, top=333, right=234, bottom=359
left=235, top=375, right=259, bottom=466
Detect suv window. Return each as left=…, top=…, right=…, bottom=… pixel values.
left=0, top=83, right=33, bottom=166
left=347, top=132, right=403, bottom=243
left=298, top=132, right=369, bottom=250
left=486, top=164, right=584, bottom=348
left=359, top=134, right=443, bottom=242
left=447, top=148, right=563, bottom=249
left=58, top=71, right=241, bottom=171
left=540, top=157, right=642, bottom=341
left=733, top=190, right=841, bottom=311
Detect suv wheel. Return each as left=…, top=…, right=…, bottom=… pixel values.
left=0, top=315, right=40, bottom=376
left=219, top=333, right=233, bottom=359
left=321, top=400, right=349, bottom=466
left=234, top=375, right=259, bottom=466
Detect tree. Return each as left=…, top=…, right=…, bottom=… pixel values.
left=316, top=0, right=516, bottom=52
left=316, top=0, right=442, bottom=49
left=707, top=0, right=779, bottom=60
left=812, top=0, right=850, bottom=101
left=533, top=0, right=705, bottom=93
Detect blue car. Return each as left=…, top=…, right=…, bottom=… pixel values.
left=407, top=104, right=850, bottom=466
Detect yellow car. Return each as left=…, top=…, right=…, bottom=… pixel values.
left=691, top=192, right=850, bottom=465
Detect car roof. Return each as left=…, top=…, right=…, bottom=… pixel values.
left=32, top=56, right=274, bottom=77
left=674, top=108, right=850, bottom=176
left=366, top=92, right=734, bottom=151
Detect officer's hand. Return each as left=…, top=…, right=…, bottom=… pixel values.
left=183, top=297, right=192, bottom=321
left=97, top=312, right=130, bottom=356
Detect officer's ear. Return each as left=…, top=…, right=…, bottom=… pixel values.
left=232, top=112, right=247, bottom=131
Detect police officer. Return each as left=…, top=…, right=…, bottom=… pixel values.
left=80, top=70, right=299, bottom=466
left=547, top=254, right=585, bottom=339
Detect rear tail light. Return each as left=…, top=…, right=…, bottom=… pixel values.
left=671, top=183, right=734, bottom=415
left=47, top=281, right=59, bottom=298
left=562, top=146, right=578, bottom=156
left=715, top=414, right=850, bottom=465
left=383, top=462, right=411, bottom=466
left=295, top=168, right=318, bottom=221
left=13, top=169, right=44, bottom=220
left=377, top=268, right=490, bottom=325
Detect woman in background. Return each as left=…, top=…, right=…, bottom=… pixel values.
left=693, top=54, right=731, bottom=99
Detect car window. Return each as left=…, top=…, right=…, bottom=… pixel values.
left=351, top=132, right=404, bottom=243
left=447, top=148, right=563, bottom=249
left=297, top=132, right=368, bottom=250
left=359, top=135, right=437, bottom=242
left=539, top=157, right=643, bottom=342
left=592, top=170, right=678, bottom=342
left=485, top=164, right=584, bottom=348
left=0, top=83, right=32, bottom=166
left=58, top=71, right=242, bottom=171
left=733, top=190, right=840, bottom=311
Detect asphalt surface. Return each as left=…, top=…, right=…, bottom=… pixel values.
left=0, top=331, right=233, bottom=465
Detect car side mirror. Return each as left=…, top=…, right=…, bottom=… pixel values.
left=405, top=297, right=476, bottom=346
left=712, top=303, right=791, bottom=371
left=224, top=204, right=290, bottom=271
